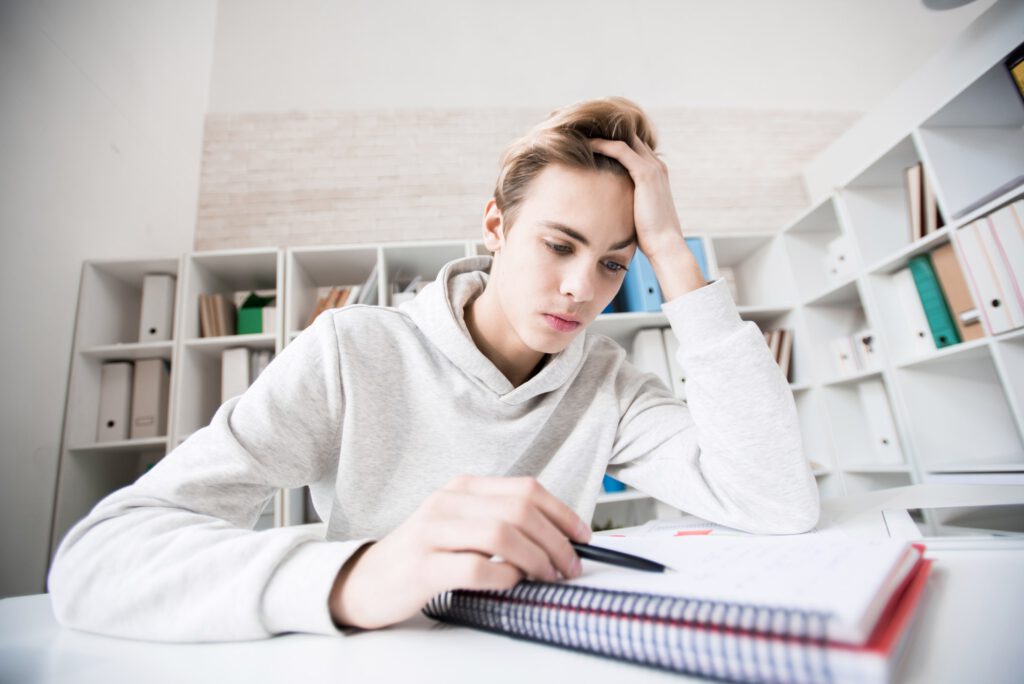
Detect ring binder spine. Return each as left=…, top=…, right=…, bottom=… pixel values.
left=423, top=583, right=834, bottom=683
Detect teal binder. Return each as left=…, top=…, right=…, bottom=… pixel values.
left=908, top=254, right=961, bottom=348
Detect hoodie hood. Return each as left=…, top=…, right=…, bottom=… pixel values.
left=402, top=255, right=587, bottom=405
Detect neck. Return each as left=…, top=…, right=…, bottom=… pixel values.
left=464, top=284, right=546, bottom=388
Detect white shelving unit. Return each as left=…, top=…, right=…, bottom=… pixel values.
left=51, top=30, right=1024, bottom=544
left=51, top=258, right=182, bottom=557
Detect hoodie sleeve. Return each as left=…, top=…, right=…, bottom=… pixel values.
left=48, top=312, right=371, bottom=641
left=607, top=279, right=820, bottom=534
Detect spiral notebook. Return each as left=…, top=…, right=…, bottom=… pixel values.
left=424, top=536, right=931, bottom=684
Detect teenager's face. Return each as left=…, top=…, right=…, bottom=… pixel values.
left=489, top=164, right=637, bottom=355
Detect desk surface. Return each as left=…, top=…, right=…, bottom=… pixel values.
left=4, top=486, right=1024, bottom=684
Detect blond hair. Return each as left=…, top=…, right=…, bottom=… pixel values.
left=493, top=96, right=657, bottom=231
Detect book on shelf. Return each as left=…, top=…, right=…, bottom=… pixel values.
left=907, top=254, right=960, bottom=349
left=904, top=162, right=943, bottom=242
left=138, top=274, right=176, bottom=343
left=97, top=361, right=133, bottom=442
left=425, top=535, right=931, bottom=684
left=199, top=293, right=237, bottom=338
left=130, top=358, right=169, bottom=439
left=305, top=285, right=360, bottom=328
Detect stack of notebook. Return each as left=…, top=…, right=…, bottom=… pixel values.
left=425, top=535, right=930, bottom=683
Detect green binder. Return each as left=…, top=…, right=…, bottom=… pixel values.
left=237, top=292, right=275, bottom=335
left=908, top=254, right=960, bottom=348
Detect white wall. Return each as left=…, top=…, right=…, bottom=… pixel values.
left=207, top=0, right=995, bottom=113
left=0, top=0, right=217, bottom=597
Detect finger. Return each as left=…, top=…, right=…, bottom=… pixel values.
left=425, top=516, right=559, bottom=582
left=432, top=487, right=584, bottom=578
left=587, top=138, right=646, bottom=177
left=444, top=476, right=591, bottom=543
left=426, top=551, right=524, bottom=593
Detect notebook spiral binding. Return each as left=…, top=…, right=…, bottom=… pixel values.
left=424, top=582, right=835, bottom=684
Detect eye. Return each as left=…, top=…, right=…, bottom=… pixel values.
left=545, top=241, right=572, bottom=255
left=602, top=260, right=628, bottom=274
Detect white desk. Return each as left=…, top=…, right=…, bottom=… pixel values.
left=3, top=485, right=1023, bottom=684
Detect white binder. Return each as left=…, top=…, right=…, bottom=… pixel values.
left=138, top=274, right=176, bottom=342
left=856, top=379, right=904, bottom=465
left=630, top=328, right=671, bottom=392
left=955, top=220, right=1017, bottom=334
left=130, top=358, right=170, bottom=439
left=892, top=267, right=935, bottom=357
left=982, top=205, right=1024, bottom=327
left=97, top=362, right=133, bottom=442
left=221, top=347, right=251, bottom=404
left=661, top=328, right=687, bottom=400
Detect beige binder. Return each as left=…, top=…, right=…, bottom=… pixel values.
left=930, top=242, right=984, bottom=341
left=97, top=362, right=133, bottom=442
left=130, top=358, right=170, bottom=439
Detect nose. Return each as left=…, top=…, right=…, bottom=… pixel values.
left=559, top=262, right=595, bottom=303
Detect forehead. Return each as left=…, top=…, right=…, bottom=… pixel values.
left=517, top=164, right=635, bottom=244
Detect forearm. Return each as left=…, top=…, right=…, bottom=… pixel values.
left=645, top=234, right=706, bottom=301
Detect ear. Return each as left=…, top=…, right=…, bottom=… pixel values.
left=482, top=198, right=506, bottom=253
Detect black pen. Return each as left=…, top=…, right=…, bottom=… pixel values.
left=570, top=542, right=673, bottom=573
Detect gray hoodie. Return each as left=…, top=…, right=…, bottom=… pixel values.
left=48, top=256, right=819, bottom=642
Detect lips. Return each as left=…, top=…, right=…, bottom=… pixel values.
left=543, top=313, right=581, bottom=333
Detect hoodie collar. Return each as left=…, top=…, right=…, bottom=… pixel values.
left=403, top=256, right=586, bottom=404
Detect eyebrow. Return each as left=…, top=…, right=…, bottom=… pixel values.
left=540, top=221, right=637, bottom=251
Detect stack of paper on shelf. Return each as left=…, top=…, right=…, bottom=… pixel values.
left=761, top=328, right=794, bottom=382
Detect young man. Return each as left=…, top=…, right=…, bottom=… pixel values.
left=49, top=97, right=819, bottom=641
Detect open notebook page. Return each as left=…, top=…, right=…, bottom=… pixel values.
left=567, top=535, right=921, bottom=645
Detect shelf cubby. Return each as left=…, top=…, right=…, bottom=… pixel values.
left=284, top=245, right=380, bottom=340
left=839, top=135, right=925, bottom=268
left=895, top=344, right=1024, bottom=472
left=707, top=233, right=796, bottom=308
left=915, top=60, right=1024, bottom=222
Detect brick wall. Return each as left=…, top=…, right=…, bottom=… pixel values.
left=195, top=108, right=858, bottom=251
